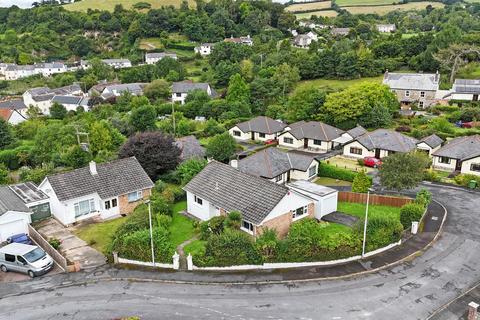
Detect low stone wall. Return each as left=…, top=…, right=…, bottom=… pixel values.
left=339, top=191, right=412, bottom=207
left=28, top=225, right=68, bottom=272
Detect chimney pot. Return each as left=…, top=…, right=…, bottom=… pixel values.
left=89, top=161, right=98, bottom=175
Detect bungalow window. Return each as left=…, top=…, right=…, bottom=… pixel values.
left=405, top=90, right=410, bottom=97
left=420, top=91, right=426, bottom=98
left=194, top=195, right=203, bottom=205
left=470, top=164, right=480, bottom=172
left=233, top=130, right=241, bottom=137
left=293, top=206, right=308, bottom=219
left=112, top=199, right=118, bottom=207
left=105, top=201, right=111, bottom=210
left=242, top=220, right=254, bottom=234
left=175, top=93, right=182, bottom=97
left=259, top=133, right=266, bottom=138
left=308, top=165, right=317, bottom=178
left=74, top=199, right=96, bottom=218
left=283, top=137, right=294, bottom=144
left=350, top=147, right=363, bottom=155
left=439, top=157, right=451, bottom=164
left=127, top=190, right=143, bottom=203
left=313, top=139, right=322, bottom=146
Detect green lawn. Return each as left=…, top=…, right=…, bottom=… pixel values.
left=337, top=202, right=401, bottom=220
left=336, top=0, right=394, bottom=6
left=294, top=76, right=383, bottom=94
left=73, top=216, right=127, bottom=254
left=315, top=177, right=352, bottom=186
left=184, top=239, right=207, bottom=256
left=169, top=201, right=196, bottom=248
left=65, top=0, right=196, bottom=11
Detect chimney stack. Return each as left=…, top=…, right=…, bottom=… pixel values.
left=89, top=161, right=98, bottom=175
left=230, top=159, right=238, bottom=168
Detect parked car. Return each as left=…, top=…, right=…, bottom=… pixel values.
left=363, top=156, right=382, bottom=168
left=0, top=243, right=54, bottom=278
left=7, top=233, right=33, bottom=245
left=265, top=139, right=277, bottom=145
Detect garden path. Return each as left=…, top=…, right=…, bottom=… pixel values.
left=176, top=235, right=198, bottom=270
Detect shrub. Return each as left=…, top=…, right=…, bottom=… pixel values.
left=48, top=238, right=61, bottom=250
left=395, top=125, right=411, bottom=132
left=357, top=158, right=365, bottom=166
left=356, top=215, right=403, bottom=251
left=423, top=169, right=441, bottom=182
left=19, top=164, right=54, bottom=184
left=224, top=211, right=242, bottom=229
left=351, top=170, right=372, bottom=193
left=176, top=158, right=207, bottom=185
left=399, top=203, right=425, bottom=229
left=151, top=196, right=173, bottom=216
left=199, top=216, right=226, bottom=240
left=415, top=189, right=432, bottom=208
left=160, top=184, right=185, bottom=204
left=0, top=149, right=20, bottom=170
left=156, top=214, right=172, bottom=228
left=153, top=179, right=167, bottom=193
left=255, top=229, right=280, bottom=262
left=318, top=163, right=357, bottom=182
left=454, top=174, right=480, bottom=188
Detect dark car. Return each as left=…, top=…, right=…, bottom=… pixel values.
left=363, top=156, right=382, bottom=168
left=7, top=233, right=33, bottom=245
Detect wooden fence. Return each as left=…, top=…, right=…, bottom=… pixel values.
left=28, top=225, right=68, bottom=272
left=338, top=191, right=412, bottom=207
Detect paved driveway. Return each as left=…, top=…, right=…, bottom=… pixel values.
left=0, top=264, right=62, bottom=283
left=35, top=219, right=106, bottom=270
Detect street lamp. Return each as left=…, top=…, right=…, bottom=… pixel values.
left=145, top=200, right=155, bottom=266
left=362, top=188, right=374, bottom=258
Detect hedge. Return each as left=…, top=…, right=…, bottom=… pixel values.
left=454, top=174, right=480, bottom=188
left=399, top=203, right=425, bottom=229
left=318, top=163, right=357, bottom=182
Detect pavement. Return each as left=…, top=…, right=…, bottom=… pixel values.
left=34, top=218, right=106, bottom=270
left=0, top=185, right=479, bottom=320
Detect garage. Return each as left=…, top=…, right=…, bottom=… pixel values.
left=287, top=180, right=338, bottom=220
left=0, top=218, right=28, bottom=242
left=0, top=186, right=32, bottom=242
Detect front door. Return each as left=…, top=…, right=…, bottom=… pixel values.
left=251, top=132, right=255, bottom=140
left=287, top=170, right=291, bottom=182
left=455, top=160, right=462, bottom=171
left=304, top=139, right=309, bottom=149
left=474, top=94, right=479, bottom=102
left=375, top=149, right=381, bottom=159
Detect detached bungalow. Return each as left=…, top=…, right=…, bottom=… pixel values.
left=333, top=125, right=368, bottom=145
left=342, top=129, right=418, bottom=159
left=376, top=24, right=396, bottom=33
left=184, top=161, right=317, bottom=237
left=194, top=43, right=215, bottom=56
left=50, top=95, right=91, bottom=112
left=278, top=121, right=344, bottom=153
left=145, top=52, right=177, bottom=64
left=171, top=81, right=216, bottom=105
left=432, top=135, right=480, bottom=176
left=39, top=157, right=154, bottom=225
left=100, top=83, right=147, bottom=99
left=229, top=116, right=287, bottom=142
left=416, top=134, right=444, bottom=156
left=234, top=147, right=319, bottom=184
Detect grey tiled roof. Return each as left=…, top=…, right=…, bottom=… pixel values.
left=235, top=116, right=287, bottom=134
left=0, top=99, right=27, bottom=110
left=383, top=72, right=439, bottom=91
left=184, top=161, right=289, bottom=225
left=432, top=135, right=480, bottom=161
left=146, top=52, right=177, bottom=59
left=452, top=79, right=480, bottom=94
left=172, top=81, right=212, bottom=94
left=46, top=157, right=154, bottom=202
left=347, top=125, right=368, bottom=139
left=26, top=87, right=51, bottom=96
left=418, top=134, right=443, bottom=148
left=0, top=186, right=31, bottom=216
left=285, top=121, right=344, bottom=141
left=175, top=135, right=206, bottom=161
left=238, top=147, right=317, bottom=179
left=102, top=59, right=131, bottom=64
left=52, top=95, right=83, bottom=105
left=355, top=129, right=418, bottom=152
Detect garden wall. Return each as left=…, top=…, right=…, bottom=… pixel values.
left=338, top=191, right=412, bottom=207
left=28, top=225, right=68, bottom=271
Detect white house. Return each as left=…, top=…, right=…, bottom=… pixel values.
left=333, top=125, right=368, bottom=146
left=278, top=121, right=344, bottom=153
left=194, top=43, right=215, bottom=56
left=38, top=157, right=154, bottom=225
left=432, top=135, right=480, bottom=176
left=234, top=147, right=319, bottom=184
left=100, top=83, right=147, bottom=99
left=35, top=62, right=68, bottom=77
left=171, top=81, right=215, bottom=104
left=145, top=52, right=178, bottom=64
left=80, top=59, right=132, bottom=70
left=416, top=134, right=444, bottom=156
left=23, top=84, right=84, bottom=115
left=183, top=161, right=317, bottom=238
left=0, top=99, right=28, bottom=125
left=229, top=116, right=287, bottom=142
left=1, top=62, right=67, bottom=80
left=50, top=95, right=91, bottom=112
left=450, top=79, right=480, bottom=101
left=293, top=32, right=318, bottom=48
left=3, top=65, right=37, bottom=80
left=376, top=24, right=396, bottom=33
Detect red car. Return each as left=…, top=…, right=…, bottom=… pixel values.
left=363, top=156, right=382, bottom=168
left=265, top=139, right=278, bottom=145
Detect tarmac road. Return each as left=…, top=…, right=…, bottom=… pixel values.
left=0, top=185, right=479, bottom=320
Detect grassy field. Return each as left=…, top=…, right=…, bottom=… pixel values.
left=336, top=0, right=394, bottom=5
left=294, top=75, right=383, bottom=93
left=73, top=216, right=127, bottom=254
left=65, top=0, right=196, bottom=11
left=315, top=177, right=352, bottom=186
left=337, top=202, right=401, bottom=220
left=343, top=2, right=444, bottom=15
left=286, top=1, right=331, bottom=12
left=139, top=38, right=164, bottom=51
left=295, top=10, right=338, bottom=19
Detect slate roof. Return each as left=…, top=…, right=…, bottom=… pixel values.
left=102, top=59, right=131, bottom=64
left=288, top=180, right=337, bottom=197
left=383, top=72, right=440, bottom=91
left=172, top=81, right=215, bottom=96
left=146, top=52, right=177, bottom=59
left=26, top=87, right=51, bottom=96
left=237, top=147, right=317, bottom=179
left=102, top=83, right=146, bottom=96
left=0, top=186, right=31, bottom=216
left=235, top=116, right=287, bottom=135
left=347, top=125, right=368, bottom=139
left=355, top=129, right=419, bottom=152
left=452, top=79, right=480, bottom=94
left=284, top=121, right=344, bottom=141
left=0, top=99, right=26, bottom=110
left=418, top=134, right=443, bottom=148
left=184, top=161, right=289, bottom=225
left=52, top=95, right=83, bottom=105
left=175, top=135, right=206, bottom=161
left=432, top=135, right=480, bottom=161
left=45, top=157, right=154, bottom=202
left=331, top=28, right=350, bottom=35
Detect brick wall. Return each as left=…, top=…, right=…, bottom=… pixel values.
left=257, top=202, right=315, bottom=238
left=119, top=188, right=152, bottom=215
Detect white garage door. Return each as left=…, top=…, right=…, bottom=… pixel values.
left=0, top=220, right=27, bottom=242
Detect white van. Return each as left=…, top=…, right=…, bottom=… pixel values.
left=0, top=243, right=54, bottom=278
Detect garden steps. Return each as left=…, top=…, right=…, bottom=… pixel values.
left=176, top=236, right=199, bottom=270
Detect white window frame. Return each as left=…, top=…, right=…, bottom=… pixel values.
left=233, top=130, right=241, bottom=137
left=241, top=220, right=254, bottom=235
left=292, top=205, right=308, bottom=220
left=350, top=147, right=363, bottom=155
left=127, top=190, right=143, bottom=203
left=439, top=157, right=451, bottom=164
left=313, top=139, right=322, bottom=146
left=308, top=165, right=317, bottom=178
left=420, top=91, right=426, bottom=98
left=283, top=137, right=294, bottom=144
left=194, top=195, right=203, bottom=206
left=405, top=90, right=410, bottom=97
left=74, top=198, right=96, bottom=218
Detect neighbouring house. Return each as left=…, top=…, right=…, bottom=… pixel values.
left=50, top=95, right=91, bottom=112
left=416, top=134, right=444, bottom=156
left=432, top=135, right=480, bottom=176
left=229, top=116, right=287, bottom=142
left=383, top=70, right=440, bottom=109
left=22, top=84, right=83, bottom=115
left=331, top=28, right=350, bottom=36
left=1, top=62, right=67, bottom=80
left=88, top=80, right=121, bottom=96
left=175, top=135, right=206, bottom=162
left=35, top=62, right=68, bottom=77
left=100, top=83, right=147, bottom=100
left=287, top=180, right=338, bottom=220
left=342, top=129, right=419, bottom=159
left=9, top=182, right=51, bottom=223
left=449, top=79, right=480, bottom=101
left=234, top=147, right=319, bottom=184
left=224, top=35, right=254, bottom=46
left=183, top=161, right=316, bottom=237
left=293, top=32, right=318, bottom=48
left=278, top=121, right=344, bottom=153
left=298, top=20, right=329, bottom=29
left=81, top=59, right=132, bottom=70
left=0, top=99, right=28, bottom=125
left=38, top=157, right=154, bottom=225
left=333, top=125, right=368, bottom=145
left=376, top=24, right=396, bottom=33
left=194, top=43, right=215, bottom=56
left=171, top=81, right=216, bottom=104
left=145, top=52, right=178, bottom=64
left=3, top=64, right=37, bottom=80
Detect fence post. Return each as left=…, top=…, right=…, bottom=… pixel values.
left=187, top=254, right=193, bottom=271
left=172, top=251, right=180, bottom=270
left=113, top=251, right=119, bottom=264
left=468, top=302, right=479, bottom=320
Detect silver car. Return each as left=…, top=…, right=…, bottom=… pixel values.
left=0, top=243, right=54, bottom=278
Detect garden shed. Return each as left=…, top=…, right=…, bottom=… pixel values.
left=287, top=181, right=338, bottom=220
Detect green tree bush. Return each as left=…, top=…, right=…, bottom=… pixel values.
left=351, top=170, right=372, bottom=193
left=206, top=132, right=236, bottom=163
left=399, top=203, right=425, bottom=229
left=379, top=152, right=430, bottom=191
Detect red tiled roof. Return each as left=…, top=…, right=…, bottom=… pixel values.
left=0, top=109, right=13, bottom=121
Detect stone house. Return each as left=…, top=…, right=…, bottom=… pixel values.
left=432, top=135, right=480, bottom=176
left=224, top=35, right=253, bottom=46
left=229, top=116, right=287, bottom=142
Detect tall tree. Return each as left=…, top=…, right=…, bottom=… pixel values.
left=129, top=105, right=157, bottom=133
left=379, top=152, right=430, bottom=191
left=226, top=73, right=250, bottom=105
left=206, top=132, right=236, bottom=163
left=0, top=118, right=14, bottom=150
